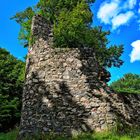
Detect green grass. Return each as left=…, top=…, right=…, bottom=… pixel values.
left=0, top=129, right=140, bottom=140
left=0, top=129, right=18, bottom=140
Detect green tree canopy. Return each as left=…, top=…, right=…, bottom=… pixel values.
left=0, top=48, right=25, bottom=131
left=110, top=73, right=140, bottom=94
left=11, top=0, right=124, bottom=82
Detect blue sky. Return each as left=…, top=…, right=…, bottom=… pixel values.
left=0, top=0, right=140, bottom=83
left=0, top=0, right=38, bottom=59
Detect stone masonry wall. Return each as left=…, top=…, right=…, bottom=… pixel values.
left=19, top=15, right=140, bottom=138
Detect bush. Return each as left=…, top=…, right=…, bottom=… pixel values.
left=110, top=73, right=140, bottom=94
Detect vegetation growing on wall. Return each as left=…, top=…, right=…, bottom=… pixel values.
left=110, top=73, right=140, bottom=94
left=11, top=0, right=124, bottom=82
left=0, top=48, right=25, bottom=132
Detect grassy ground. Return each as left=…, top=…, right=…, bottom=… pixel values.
left=0, top=129, right=140, bottom=140
left=0, top=129, right=18, bottom=140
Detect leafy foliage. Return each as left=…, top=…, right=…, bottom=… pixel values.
left=53, top=1, right=93, bottom=48
left=11, top=7, right=35, bottom=47
left=11, top=0, right=124, bottom=81
left=110, top=73, right=140, bottom=94
left=0, top=48, right=25, bottom=131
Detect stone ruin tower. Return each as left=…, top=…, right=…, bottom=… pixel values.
left=19, top=15, right=140, bottom=138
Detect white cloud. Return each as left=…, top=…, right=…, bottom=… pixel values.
left=124, top=0, right=137, bottom=9
left=97, top=0, right=120, bottom=24
left=112, top=11, right=134, bottom=30
left=130, top=40, right=140, bottom=63
left=97, top=0, right=137, bottom=30
left=138, top=3, right=140, bottom=14
left=129, top=0, right=137, bottom=9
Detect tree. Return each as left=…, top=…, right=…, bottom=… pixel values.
left=11, top=0, right=124, bottom=82
left=11, top=7, right=35, bottom=48
left=110, top=73, right=140, bottom=94
left=0, top=48, right=25, bottom=131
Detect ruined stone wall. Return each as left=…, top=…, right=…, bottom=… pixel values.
left=19, top=15, right=140, bottom=138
